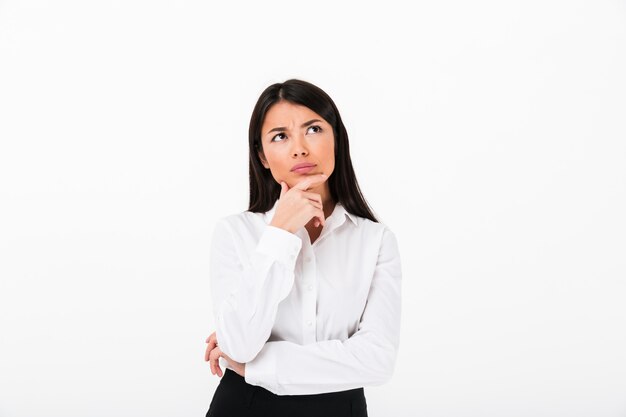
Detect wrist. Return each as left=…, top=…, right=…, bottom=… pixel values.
left=270, top=220, right=294, bottom=234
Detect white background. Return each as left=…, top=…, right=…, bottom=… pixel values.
left=1, top=1, right=625, bottom=416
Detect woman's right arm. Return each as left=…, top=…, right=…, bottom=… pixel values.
left=209, top=217, right=302, bottom=363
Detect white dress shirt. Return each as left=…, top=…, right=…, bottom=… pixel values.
left=210, top=198, right=402, bottom=395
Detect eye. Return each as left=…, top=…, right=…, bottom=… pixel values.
left=307, top=125, right=322, bottom=134
left=270, top=132, right=287, bottom=142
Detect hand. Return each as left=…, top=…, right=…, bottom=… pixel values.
left=204, top=331, right=246, bottom=378
left=270, top=173, right=328, bottom=233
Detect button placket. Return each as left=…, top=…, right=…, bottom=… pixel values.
left=300, top=248, right=317, bottom=344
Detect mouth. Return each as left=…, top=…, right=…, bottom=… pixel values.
left=292, top=165, right=316, bottom=174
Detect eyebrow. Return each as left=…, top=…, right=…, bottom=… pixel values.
left=266, top=119, right=322, bottom=136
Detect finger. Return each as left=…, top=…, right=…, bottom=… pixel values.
left=294, top=173, right=327, bottom=191
left=301, top=192, right=323, bottom=215
left=305, top=199, right=322, bottom=210
left=205, top=341, right=217, bottom=362
left=308, top=199, right=324, bottom=220
left=205, top=338, right=217, bottom=361
left=317, top=194, right=326, bottom=226
left=314, top=206, right=326, bottom=223
left=301, top=190, right=323, bottom=202
left=213, top=359, right=220, bottom=376
left=212, top=349, right=222, bottom=376
left=315, top=205, right=326, bottom=227
left=306, top=205, right=326, bottom=228
left=300, top=197, right=324, bottom=226
left=216, top=352, right=227, bottom=377
left=205, top=331, right=216, bottom=346
left=279, top=181, right=289, bottom=199
left=210, top=348, right=220, bottom=375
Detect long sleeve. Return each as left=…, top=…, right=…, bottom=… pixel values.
left=210, top=218, right=303, bottom=363
left=244, top=226, right=402, bottom=395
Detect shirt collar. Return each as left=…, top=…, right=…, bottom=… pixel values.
left=264, top=199, right=358, bottom=227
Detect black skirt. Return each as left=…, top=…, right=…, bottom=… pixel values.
left=206, top=368, right=368, bottom=417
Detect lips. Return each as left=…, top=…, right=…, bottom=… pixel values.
left=291, top=163, right=316, bottom=171
left=292, top=165, right=315, bottom=174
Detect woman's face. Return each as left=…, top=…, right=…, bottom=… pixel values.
left=258, top=100, right=335, bottom=193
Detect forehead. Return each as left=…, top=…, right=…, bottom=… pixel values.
left=262, top=101, right=325, bottom=129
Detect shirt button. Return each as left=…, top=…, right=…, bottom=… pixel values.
left=307, top=285, right=313, bottom=291
left=306, top=320, right=312, bottom=326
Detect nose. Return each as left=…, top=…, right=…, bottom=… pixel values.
left=290, top=133, right=309, bottom=157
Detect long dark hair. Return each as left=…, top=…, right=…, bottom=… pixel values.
left=247, top=78, right=378, bottom=223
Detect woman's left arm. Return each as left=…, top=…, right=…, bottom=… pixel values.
left=243, top=226, right=402, bottom=396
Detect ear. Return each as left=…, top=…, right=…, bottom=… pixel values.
left=257, top=150, right=269, bottom=169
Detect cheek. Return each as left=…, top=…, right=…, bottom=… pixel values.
left=323, top=141, right=335, bottom=160
left=265, top=152, right=291, bottom=173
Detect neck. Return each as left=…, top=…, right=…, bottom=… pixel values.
left=317, top=186, right=335, bottom=217
left=323, top=199, right=336, bottom=218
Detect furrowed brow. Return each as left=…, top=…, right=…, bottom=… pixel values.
left=266, top=119, right=322, bottom=135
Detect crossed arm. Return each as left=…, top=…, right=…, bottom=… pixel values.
left=204, top=219, right=402, bottom=395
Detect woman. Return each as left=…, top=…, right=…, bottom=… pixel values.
left=203, top=79, right=402, bottom=417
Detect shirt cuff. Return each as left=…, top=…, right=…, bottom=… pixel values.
left=244, top=342, right=279, bottom=392
left=256, top=225, right=302, bottom=270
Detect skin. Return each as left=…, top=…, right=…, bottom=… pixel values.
left=258, top=100, right=336, bottom=228
left=204, top=100, right=337, bottom=378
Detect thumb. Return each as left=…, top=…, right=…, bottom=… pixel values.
left=279, top=181, right=289, bottom=199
